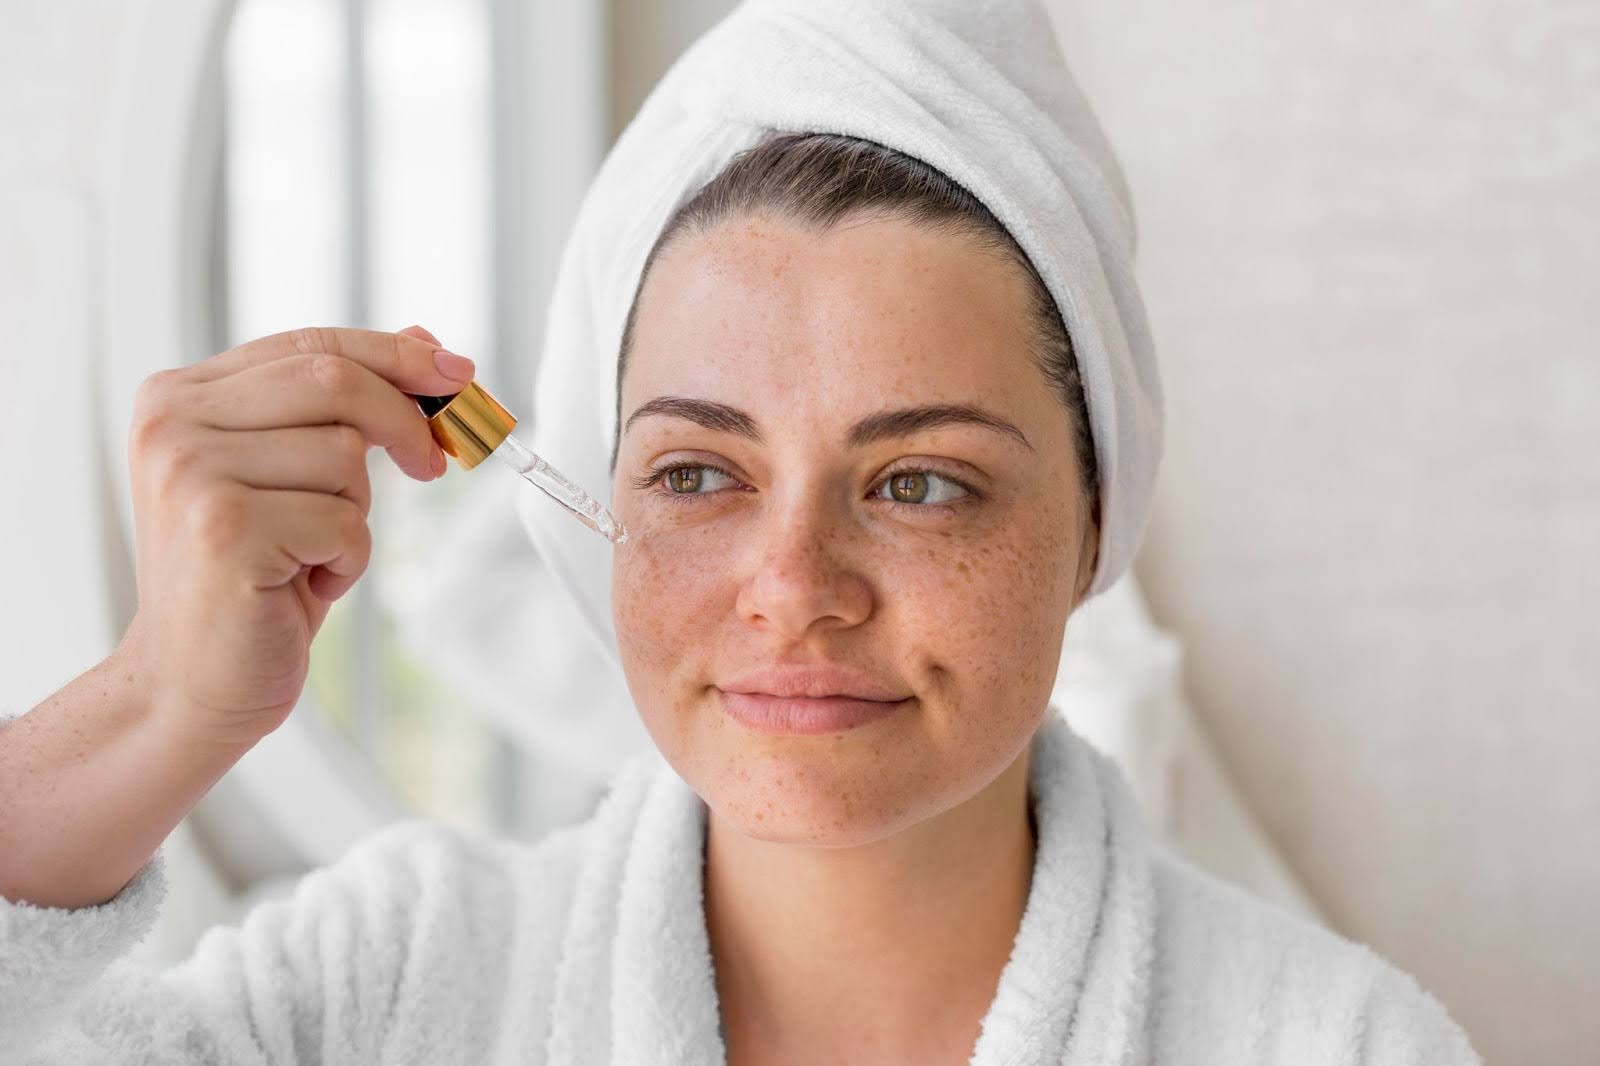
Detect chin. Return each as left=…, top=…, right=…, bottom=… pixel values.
left=638, top=686, right=940, bottom=845
left=700, top=741, right=924, bottom=848
left=709, top=789, right=913, bottom=848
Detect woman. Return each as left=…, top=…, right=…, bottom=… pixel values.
left=0, top=1, right=1480, bottom=1064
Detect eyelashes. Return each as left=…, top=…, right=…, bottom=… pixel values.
left=629, top=463, right=736, bottom=498
left=629, top=461, right=980, bottom=514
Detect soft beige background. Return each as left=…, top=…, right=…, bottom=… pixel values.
left=612, top=3, right=1599, bottom=1065
left=1045, top=5, right=1598, bottom=1064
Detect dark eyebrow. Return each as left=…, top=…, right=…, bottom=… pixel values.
left=621, top=396, right=1033, bottom=451
left=847, top=403, right=1034, bottom=451
left=623, top=396, right=763, bottom=443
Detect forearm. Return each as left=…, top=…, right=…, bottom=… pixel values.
left=0, top=645, right=254, bottom=909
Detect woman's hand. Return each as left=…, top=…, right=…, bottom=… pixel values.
left=0, top=324, right=474, bottom=909
left=118, top=324, right=473, bottom=746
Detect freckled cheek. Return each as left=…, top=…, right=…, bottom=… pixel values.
left=611, top=525, right=729, bottom=670
left=895, top=533, right=1067, bottom=712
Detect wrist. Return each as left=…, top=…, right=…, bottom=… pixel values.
left=105, top=629, right=263, bottom=760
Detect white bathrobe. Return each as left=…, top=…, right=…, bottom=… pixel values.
left=0, top=706, right=1479, bottom=1065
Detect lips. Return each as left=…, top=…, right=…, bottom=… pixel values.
left=716, top=689, right=911, bottom=735
left=719, top=663, right=910, bottom=702
left=715, top=663, right=913, bottom=736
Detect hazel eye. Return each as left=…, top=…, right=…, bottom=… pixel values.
left=661, top=464, right=736, bottom=495
left=875, top=470, right=970, bottom=506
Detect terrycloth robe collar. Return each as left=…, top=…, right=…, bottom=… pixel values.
left=542, top=707, right=1157, bottom=1065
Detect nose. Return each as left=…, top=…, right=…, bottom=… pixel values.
left=734, top=495, right=873, bottom=640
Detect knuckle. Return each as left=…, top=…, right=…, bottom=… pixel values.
left=134, top=367, right=178, bottom=404
left=132, top=367, right=179, bottom=417
left=187, top=488, right=248, bottom=552
left=338, top=502, right=372, bottom=550
left=157, top=434, right=205, bottom=485
left=287, top=326, right=336, bottom=357
left=130, top=372, right=182, bottom=451
left=337, top=453, right=373, bottom=516
left=129, top=410, right=169, bottom=457
left=329, top=423, right=367, bottom=464
left=347, top=480, right=373, bottom=519
left=307, top=352, right=354, bottom=392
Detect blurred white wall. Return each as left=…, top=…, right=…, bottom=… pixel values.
left=1044, top=4, right=1598, bottom=1065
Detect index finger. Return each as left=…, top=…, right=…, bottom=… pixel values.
left=186, top=327, right=473, bottom=395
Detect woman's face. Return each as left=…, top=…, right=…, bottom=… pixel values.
left=611, top=211, right=1096, bottom=846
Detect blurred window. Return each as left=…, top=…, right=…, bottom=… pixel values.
left=221, top=0, right=515, bottom=833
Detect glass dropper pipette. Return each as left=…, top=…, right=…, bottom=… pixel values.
left=408, top=380, right=630, bottom=545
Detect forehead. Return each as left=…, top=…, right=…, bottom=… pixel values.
left=622, top=212, right=1046, bottom=416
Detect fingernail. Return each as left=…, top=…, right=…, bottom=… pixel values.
left=433, top=349, right=475, bottom=382
left=431, top=446, right=448, bottom=477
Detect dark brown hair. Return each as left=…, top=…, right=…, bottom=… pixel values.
left=612, top=131, right=1100, bottom=532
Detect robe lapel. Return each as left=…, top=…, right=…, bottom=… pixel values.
left=965, top=710, right=1154, bottom=1065
left=549, top=708, right=1154, bottom=1066
left=612, top=762, right=727, bottom=1064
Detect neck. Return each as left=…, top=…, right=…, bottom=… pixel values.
left=704, top=744, right=1037, bottom=1064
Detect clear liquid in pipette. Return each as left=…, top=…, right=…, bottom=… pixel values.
left=492, top=433, right=630, bottom=545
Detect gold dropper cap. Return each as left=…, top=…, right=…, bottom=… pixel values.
left=408, top=380, right=517, bottom=470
